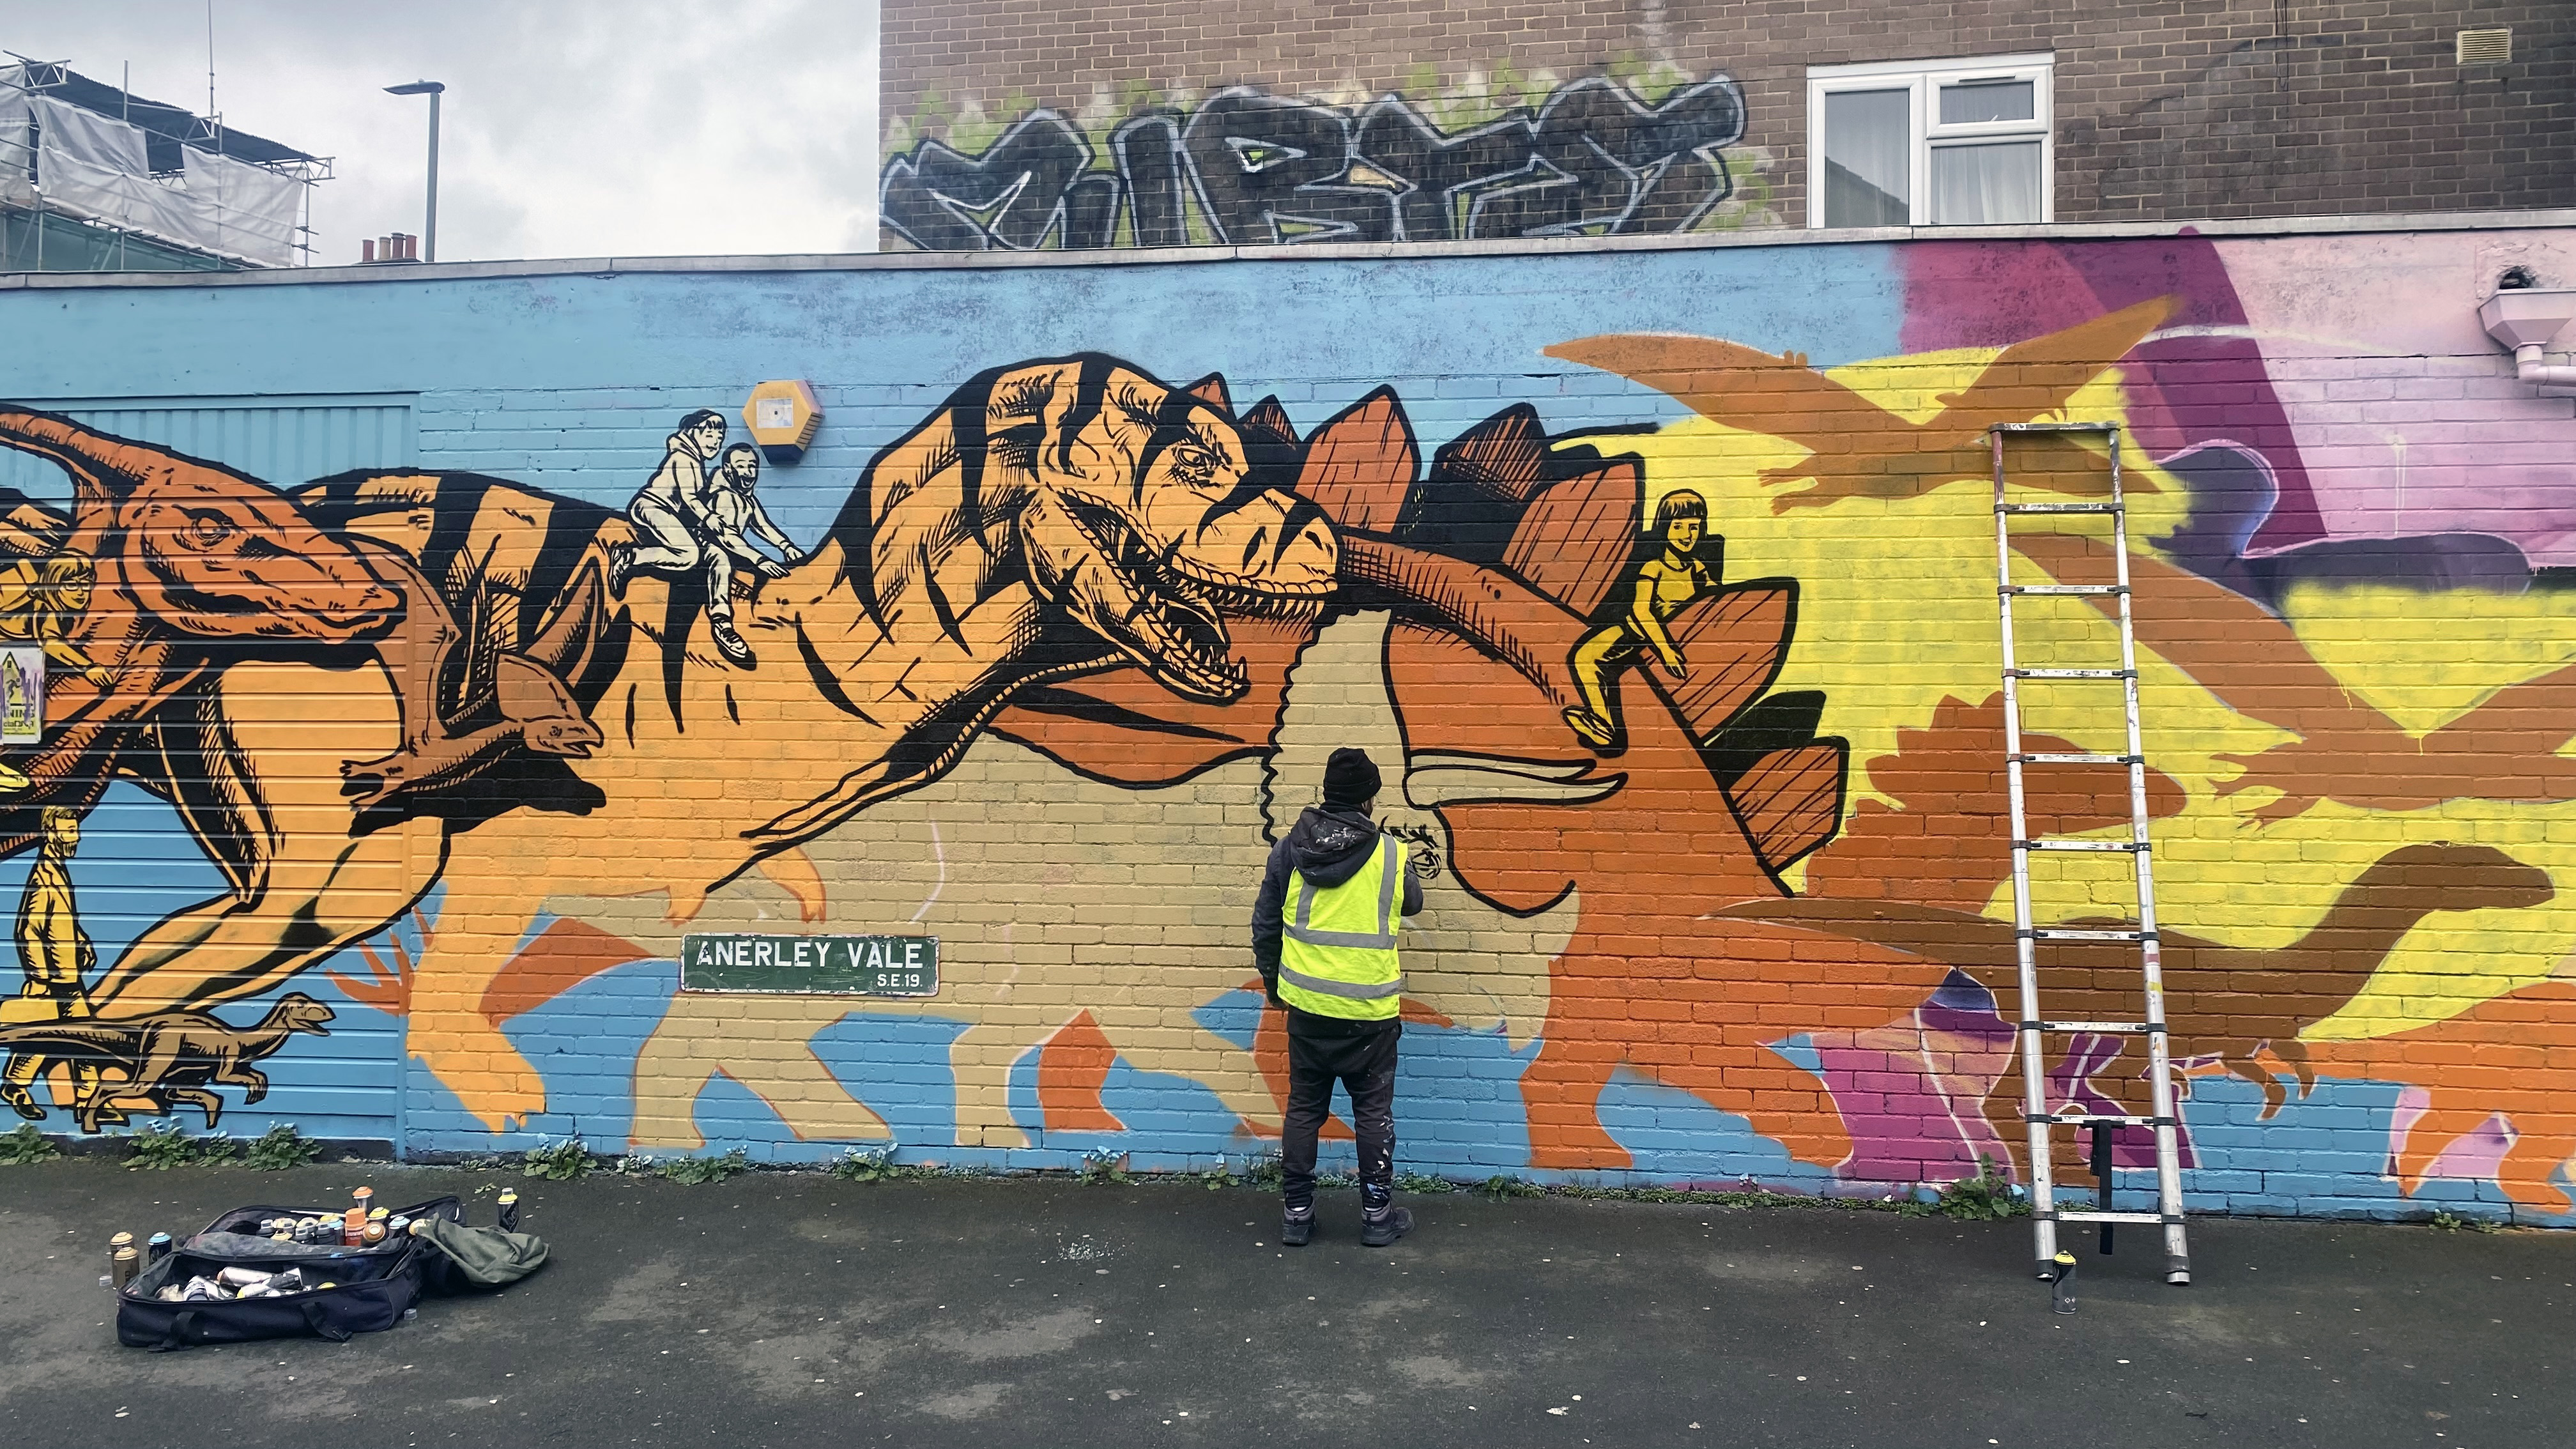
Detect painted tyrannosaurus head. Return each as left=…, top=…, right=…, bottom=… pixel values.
left=852, top=356, right=1338, bottom=703
left=0, top=408, right=399, bottom=642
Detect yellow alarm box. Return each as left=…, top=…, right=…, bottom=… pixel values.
left=742, top=380, right=824, bottom=463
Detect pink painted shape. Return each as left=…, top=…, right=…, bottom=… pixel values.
left=1899, top=236, right=2326, bottom=551
left=2420, top=1112, right=2519, bottom=1185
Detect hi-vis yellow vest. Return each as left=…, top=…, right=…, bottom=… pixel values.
left=1278, top=834, right=1406, bottom=1020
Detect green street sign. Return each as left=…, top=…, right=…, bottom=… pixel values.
left=678, top=934, right=939, bottom=996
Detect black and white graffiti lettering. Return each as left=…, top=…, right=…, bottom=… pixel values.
left=879, top=110, right=1120, bottom=251
left=880, top=74, right=1751, bottom=251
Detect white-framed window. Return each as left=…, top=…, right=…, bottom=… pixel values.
left=1806, top=53, right=2054, bottom=228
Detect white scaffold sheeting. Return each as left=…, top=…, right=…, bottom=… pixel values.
left=185, top=148, right=302, bottom=266
left=0, top=92, right=33, bottom=206
left=21, top=96, right=303, bottom=266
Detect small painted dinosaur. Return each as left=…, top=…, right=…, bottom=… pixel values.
left=0, top=992, right=334, bottom=1133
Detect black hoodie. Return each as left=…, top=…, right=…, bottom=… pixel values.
left=1251, top=806, right=1424, bottom=1033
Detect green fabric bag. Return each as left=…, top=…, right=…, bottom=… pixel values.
left=411, top=1216, right=549, bottom=1287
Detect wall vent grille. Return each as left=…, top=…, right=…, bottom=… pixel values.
left=2457, top=27, right=2513, bottom=65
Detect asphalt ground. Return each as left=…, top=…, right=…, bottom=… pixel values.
left=1, top=1157, right=2568, bottom=1448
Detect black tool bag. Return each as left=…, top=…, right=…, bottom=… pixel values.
left=116, top=1195, right=466, bottom=1351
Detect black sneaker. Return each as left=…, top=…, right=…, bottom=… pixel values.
left=1280, top=1212, right=1313, bottom=1247
left=1360, top=1206, right=1413, bottom=1248
left=606, top=543, right=636, bottom=599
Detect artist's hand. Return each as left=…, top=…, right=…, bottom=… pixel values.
left=755, top=556, right=790, bottom=580
left=781, top=546, right=807, bottom=566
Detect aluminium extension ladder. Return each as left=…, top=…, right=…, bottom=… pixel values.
left=1989, top=421, right=2191, bottom=1289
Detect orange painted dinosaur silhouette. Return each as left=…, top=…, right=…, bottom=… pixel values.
left=1800, top=691, right=2188, bottom=912
left=1544, top=296, right=2174, bottom=512
left=2012, top=532, right=2576, bottom=824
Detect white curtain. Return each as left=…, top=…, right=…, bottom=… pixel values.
left=1821, top=89, right=1910, bottom=227
left=185, top=150, right=302, bottom=266
left=1931, top=141, right=2042, bottom=226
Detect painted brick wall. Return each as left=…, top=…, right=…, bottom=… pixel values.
left=0, top=220, right=2572, bottom=1225
left=878, top=0, right=2576, bottom=247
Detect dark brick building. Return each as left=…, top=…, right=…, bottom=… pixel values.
left=877, top=1, right=2575, bottom=250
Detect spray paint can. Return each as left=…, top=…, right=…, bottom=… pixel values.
left=495, top=1189, right=519, bottom=1233
left=146, top=1231, right=172, bottom=1265
left=107, top=1231, right=134, bottom=1281
left=111, top=1245, right=140, bottom=1291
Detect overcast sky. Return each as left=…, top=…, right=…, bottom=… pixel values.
left=3, top=0, right=878, bottom=262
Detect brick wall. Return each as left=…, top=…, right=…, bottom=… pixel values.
left=2, top=221, right=2573, bottom=1222
left=878, top=0, right=2576, bottom=247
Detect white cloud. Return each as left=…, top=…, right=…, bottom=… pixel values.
left=2, top=0, right=878, bottom=261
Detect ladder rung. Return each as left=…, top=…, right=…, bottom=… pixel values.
left=2012, top=752, right=2141, bottom=765
left=2028, top=1113, right=2177, bottom=1128
left=2002, top=583, right=2128, bottom=597
left=2050, top=1211, right=2173, bottom=1225
left=2021, top=1020, right=2161, bottom=1034
left=1993, top=422, right=2120, bottom=434
left=2004, top=667, right=2134, bottom=680
left=1996, top=501, right=2120, bottom=514
left=2027, top=927, right=2154, bottom=943
left=2016, top=838, right=2147, bottom=853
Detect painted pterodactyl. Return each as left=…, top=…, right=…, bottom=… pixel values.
left=1544, top=296, right=2175, bottom=512
left=2011, top=531, right=2576, bottom=824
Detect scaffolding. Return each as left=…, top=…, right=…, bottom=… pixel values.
left=0, top=56, right=332, bottom=273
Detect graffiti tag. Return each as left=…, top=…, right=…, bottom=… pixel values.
left=881, top=76, right=1749, bottom=251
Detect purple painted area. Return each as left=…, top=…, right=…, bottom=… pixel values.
left=2043, top=1035, right=2195, bottom=1171
left=2389, top=1085, right=2520, bottom=1190
left=1899, top=236, right=2325, bottom=553
left=1816, top=970, right=2018, bottom=1184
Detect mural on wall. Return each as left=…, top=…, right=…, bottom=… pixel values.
left=0, top=229, right=2572, bottom=1221
left=880, top=74, right=1754, bottom=250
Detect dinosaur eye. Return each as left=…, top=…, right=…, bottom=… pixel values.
left=180, top=511, right=235, bottom=549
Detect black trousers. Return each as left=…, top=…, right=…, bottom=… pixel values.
left=1280, top=1017, right=1400, bottom=1213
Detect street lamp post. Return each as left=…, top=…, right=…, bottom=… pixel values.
left=384, top=80, right=445, bottom=262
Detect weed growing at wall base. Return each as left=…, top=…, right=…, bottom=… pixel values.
left=1934, top=1158, right=2033, bottom=1221
left=241, top=1123, right=323, bottom=1170
left=0, top=1123, right=58, bottom=1164
left=522, top=1137, right=595, bottom=1181
left=828, top=1146, right=946, bottom=1182
left=660, top=1149, right=750, bottom=1185
left=122, top=1119, right=233, bottom=1170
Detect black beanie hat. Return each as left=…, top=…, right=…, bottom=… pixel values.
left=1321, top=747, right=1382, bottom=809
